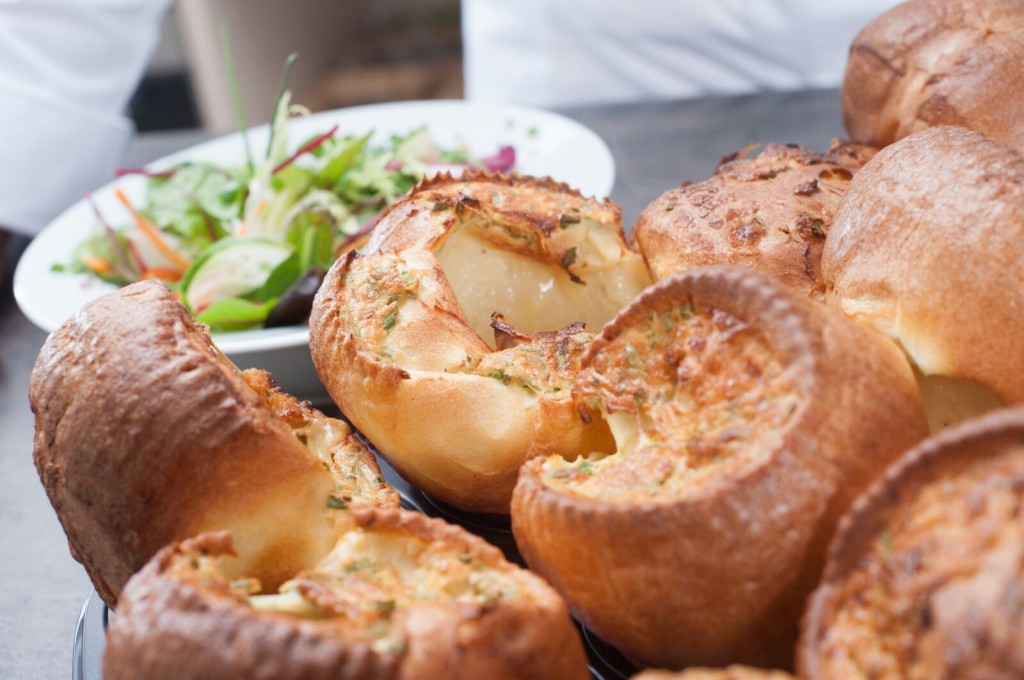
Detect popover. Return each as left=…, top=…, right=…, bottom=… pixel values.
left=310, top=173, right=653, bottom=513
left=800, top=406, right=1024, bottom=679
left=842, top=0, right=1024, bottom=150
left=512, top=266, right=929, bottom=670
left=634, top=140, right=875, bottom=300
left=822, top=125, right=1021, bottom=428
left=29, top=280, right=398, bottom=605
left=104, top=508, right=590, bottom=680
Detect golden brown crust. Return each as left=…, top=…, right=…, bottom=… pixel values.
left=634, top=141, right=875, bottom=299
left=842, top=0, right=1024, bottom=150
left=105, top=509, right=590, bottom=680
left=29, top=281, right=396, bottom=605
left=311, top=172, right=650, bottom=513
left=822, top=125, right=1024, bottom=405
left=368, top=171, right=618, bottom=254
left=799, top=407, right=1024, bottom=679
left=512, top=266, right=929, bottom=670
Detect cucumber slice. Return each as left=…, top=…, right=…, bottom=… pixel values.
left=196, top=297, right=277, bottom=331
left=180, top=237, right=297, bottom=315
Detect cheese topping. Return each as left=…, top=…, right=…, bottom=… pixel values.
left=544, top=302, right=801, bottom=502
left=249, top=526, right=520, bottom=653
left=815, top=447, right=1024, bottom=679
left=241, top=367, right=398, bottom=512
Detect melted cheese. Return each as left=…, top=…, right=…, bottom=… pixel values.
left=816, top=447, right=1024, bottom=679
left=249, top=525, right=520, bottom=650
left=543, top=303, right=800, bottom=503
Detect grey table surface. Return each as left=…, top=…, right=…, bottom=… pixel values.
left=0, top=88, right=845, bottom=679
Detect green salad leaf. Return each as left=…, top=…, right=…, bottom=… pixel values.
left=65, top=88, right=516, bottom=331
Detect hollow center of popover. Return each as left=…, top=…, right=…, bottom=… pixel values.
left=434, top=211, right=652, bottom=348
left=815, top=447, right=1024, bottom=679
left=242, top=368, right=396, bottom=508
left=248, top=526, right=520, bottom=652
left=542, top=302, right=801, bottom=502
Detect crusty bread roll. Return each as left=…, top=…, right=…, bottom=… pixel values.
left=512, top=267, right=929, bottom=670
left=822, top=125, right=1020, bottom=426
left=799, top=406, right=1024, bottom=679
left=29, top=280, right=398, bottom=605
left=634, top=140, right=874, bottom=299
left=843, top=0, right=1024, bottom=150
left=310, top=173, right=653, bottom=513
left=104, top=508, right=590, bottom=680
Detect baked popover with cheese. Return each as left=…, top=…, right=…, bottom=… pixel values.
left=634, top=140, right=875, bottom=300
left=800, top=406, right=1024, bottom=679
left=512, top=266, right=929, bottom=670
left=104, top=508, right=590, bottom=680
left=29, top=280, right=398, bottom=605
left=310, top=172, right=653, bottom=513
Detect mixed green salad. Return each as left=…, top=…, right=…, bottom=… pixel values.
left=64, top=91, right=516, bottom=331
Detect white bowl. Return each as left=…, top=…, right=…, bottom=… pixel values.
left=15, top=100, right=616, bottom=402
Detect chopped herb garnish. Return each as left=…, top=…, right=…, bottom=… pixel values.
left=326, top=496, right=348, bottom=510
left=371, top=599, right=396, bottom=613
left=382, top=309, right=398, bottom=332
left=561, top=247, right=577, bottom=269
left=578, top=461, right=595, bottom=475
left=490, top=369, right=512, bottom=385
left=559, top=212, right=581, bottom=229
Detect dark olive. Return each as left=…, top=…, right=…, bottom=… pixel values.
left=265, top=268, right=325, bottom=328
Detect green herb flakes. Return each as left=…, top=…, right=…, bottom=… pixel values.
left=559, top=212, right=581, bottom=229
left=561, top=247, right=577, bottom=270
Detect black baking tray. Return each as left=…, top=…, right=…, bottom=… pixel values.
left=72, top=437, right=639, bottom=680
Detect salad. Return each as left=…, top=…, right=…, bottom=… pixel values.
left=63, top=90, right=516, bottom=331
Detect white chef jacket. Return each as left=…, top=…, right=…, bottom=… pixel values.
left=0, top=0, right=172, bottom=236
left=462, top=0, right=902, bottom=107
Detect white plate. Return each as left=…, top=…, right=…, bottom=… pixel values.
left=14, top=101, right=614, bottom=400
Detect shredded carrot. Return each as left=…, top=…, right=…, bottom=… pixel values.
left=141, top=268, right=183, bottom=282
left=113, top=188, right=191, bottom=271
left=125, top=238, right=149, bottom=274
left=82, top=255, right=113, bottom=274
